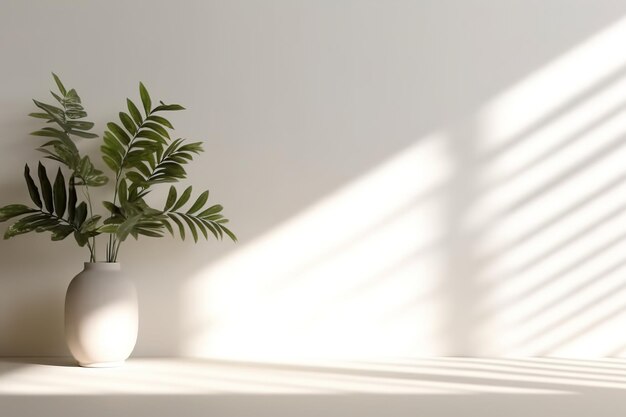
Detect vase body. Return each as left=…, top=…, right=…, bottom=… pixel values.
left=65, top=262, right=138, bottom=367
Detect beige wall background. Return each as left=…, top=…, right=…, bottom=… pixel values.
left=1, top=0, right=626, bottom=359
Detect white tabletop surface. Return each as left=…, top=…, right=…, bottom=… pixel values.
left=0, top=357, right=625, bottom=416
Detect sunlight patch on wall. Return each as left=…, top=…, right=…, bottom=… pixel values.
left=474, top=17, right=626, bottom=356
left=479, top=16, right=626, bottom=147
left=179, top=15, right=626, bottom=359
left=181, top=133, right=452, bottom=360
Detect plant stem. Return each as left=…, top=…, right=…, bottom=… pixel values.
left=84, top=184, right=96, bottom=261
left=106, top=179, right=119, bottom=262
left=113, top=239, right=122, bottom=262
left=77, top=182, right=96, bottom=262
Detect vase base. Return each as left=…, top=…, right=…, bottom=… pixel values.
left=78, top=361, right=125, bottom=368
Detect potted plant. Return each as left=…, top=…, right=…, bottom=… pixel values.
left=0, top=74, right=236, bottom=367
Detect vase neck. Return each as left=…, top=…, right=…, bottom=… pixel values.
left=83, top=262, right=121, bottom=271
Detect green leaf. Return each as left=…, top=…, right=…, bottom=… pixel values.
left=119, top=112, right=137, bottom=135
left=164, top=186, right=177, bottom=211
left=143, top=122, right=169, bottom=139
left=153, top=103, right=185, bottom=112
left=139, top=82, right=151, bottom=116
left=52, top=73, right=67, bottom=96
left=180, top=214, right=198, bottom=243
left=29, top=112, right=53, bottom=120
left=3, top=213, right=57, bottom=238
left=127, top=99, right=143, bottom=125
left=135, top=161, right=152, bottom=177
left=73, top=230, right=89, bottom=247
left=147, top=115, right=173, bottom=129
left=30, top=128, right=68, bottom=139
left=116, top=214, right=141, bottom=241
left=118, top=179, right=128, bottom=206
left=66, top=120, right=94, bottom=131
left=53, top=168, right=66, bottom=218
left=179, top=142, right=204, bottom=154
left=0, top=204, right=37, bottom=222
left=98, top=224, right=119, bottom=234
left=83, top=171, right=109, bottom=187
left=203, top=214, right=224, bottom=222
left=73, top=202, right=87, bottom=227
left=65, top=109, right=87, bottom=120
left=187, top=190, right=208, bottom=214
left=51, top=91, right=63, bottom=104
left=198, top=204, right=223, bottom=218
left=202, top=220, right=220, bottom=240
left=171, top=186, right=192, bottom=211
left=136, top=129, right=166, bottom=144
left=80, top=215, right=101, bottom=233
left=51, top=225, right=74, bottom=241
left=101, top=144, right=123, bottom=165
left=162, top=219, right=174, bottom=236
left=102, top=201, right=121, bottom=215
left=67, top=176, right=77, bottom=223
left=33, top=220, right=61, bottom=233
left=168, top=213, right=185, bottom=241
left=103, top=131, right=125, bottom=152
left=190, top=216, right=208, bottom=240
left=107, top=122, right=131, bottom=145
left=33, top=100, right=65, bottom=125
left=4, top=221, right=36, bottom=239
left=135, top=228, right=163, bottom=238
left=63, top=88, right=81, bottom=104
left=38, top=162, right=54, bottom=213
left=74, top=156, right=108, bottom=187
left=24, top=164, right=42, bottom=208
left=125, top=171, right=146, bottom=186
left=69, top=130, right=99, bottom=139
left=102, top=154, right=119, bottom=171
left=220, top=224, right=238, bottom=242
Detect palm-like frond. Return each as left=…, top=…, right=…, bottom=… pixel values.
left=100, top=83, right=234, bottom=255
left=161, top=185, right=236, bottom=243
left=30, top=74, right=108, bottom=187
left=100, top=82, right=186, bottom=187
left=99, top=184, right=236, bottom=245
left=125, top=138, right=204, bottom=190
left=0, top=163, right=98, bottom=245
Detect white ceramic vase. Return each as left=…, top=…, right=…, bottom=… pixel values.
left=65, top=262, right=138, bottom=367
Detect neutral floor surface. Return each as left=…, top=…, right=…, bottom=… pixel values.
left=0, top=357, right=625, bottom=416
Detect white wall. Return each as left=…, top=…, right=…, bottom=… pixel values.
left=1, top=0, right=626, bottom=359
